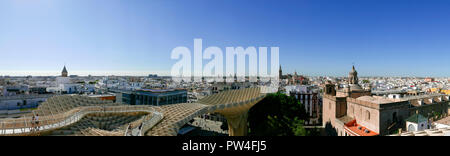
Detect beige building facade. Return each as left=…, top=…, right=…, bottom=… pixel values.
left=323, top=66, right=449, bottom=136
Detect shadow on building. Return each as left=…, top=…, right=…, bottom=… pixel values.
left=324, top=122, right=338, bottom=136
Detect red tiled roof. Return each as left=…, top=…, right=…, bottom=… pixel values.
left=344, top=120, right=378, bottom=136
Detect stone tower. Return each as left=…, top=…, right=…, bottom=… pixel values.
left=324, top=80, right=336, bottom=96
left=349, top=65, right=358, bottom=84
left=279, top=65, right=283, bottom=80
left=62, top=66, right=68, bottom=77
left=293, top=70, right=298, bottom=85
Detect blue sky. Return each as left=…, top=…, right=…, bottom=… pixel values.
left=1, top=0, right=450, bottom=77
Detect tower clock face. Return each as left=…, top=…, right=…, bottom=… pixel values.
left=408, top=124, right=416, bottom=132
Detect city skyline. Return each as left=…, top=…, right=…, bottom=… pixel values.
left=1, top=67, right=450, bottom=78
left=1, top=0, right=450, bottom=77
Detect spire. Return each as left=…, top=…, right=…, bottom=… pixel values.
left=350, top=65, right=357, bottom=74
left=62, top=65, right=68, bottom=77
left=279, top=65, right=283, bottom=80
left=349, top=65, right=358, bottom=85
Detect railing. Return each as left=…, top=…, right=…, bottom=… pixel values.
left=138, top=107, right=164, bottom=136
left=388, top=93, right=445, bottom=101
left=0, top=105, right=163, bottom=136
left=124, top=124, right=131, bottom=136
left=0, top=94, right=54, bottom=100
left=260, top=86, right=278, bottom=94
left=123, top=106, right=164, bottom=136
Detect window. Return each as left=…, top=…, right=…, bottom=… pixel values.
left=408, top=124, right=415, bottom=132
left=365, top=110, right=370, bottom=121
left=350, top=106, right=354, bottom=116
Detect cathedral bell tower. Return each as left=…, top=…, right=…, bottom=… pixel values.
left=279, top=65, right=283, bottom=80
left=349, top=65, right=358, bottom=85
left=62, top=66, right=68, bottom=77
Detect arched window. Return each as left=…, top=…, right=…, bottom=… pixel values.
left=408, top=124, right=415, bottom=132
left=351, top=106, right=354, bottom=116
left=366, top=110, right=370, bottom=121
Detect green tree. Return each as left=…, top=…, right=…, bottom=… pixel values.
left=291, top=117, right=307, bottom=136
left=248, top=92, right=310, bottom=136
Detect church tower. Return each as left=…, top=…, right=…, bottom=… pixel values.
left=345, top=65, right=370, bottom=98
left=62, top=66, right=68, bottom=77
left=279, top=65, right=283, bottom=80
left=348, top=65, right=358, bottom=85
left=293, top=70, right=298, bottom=85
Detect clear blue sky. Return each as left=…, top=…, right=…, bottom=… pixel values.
left=1, top=0, right=450, bottom=77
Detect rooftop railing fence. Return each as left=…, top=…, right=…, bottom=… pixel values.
left=0, top=105, right=163, bottom=136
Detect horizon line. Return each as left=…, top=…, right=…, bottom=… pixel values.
left=0, top=70, right=448, bottom=78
